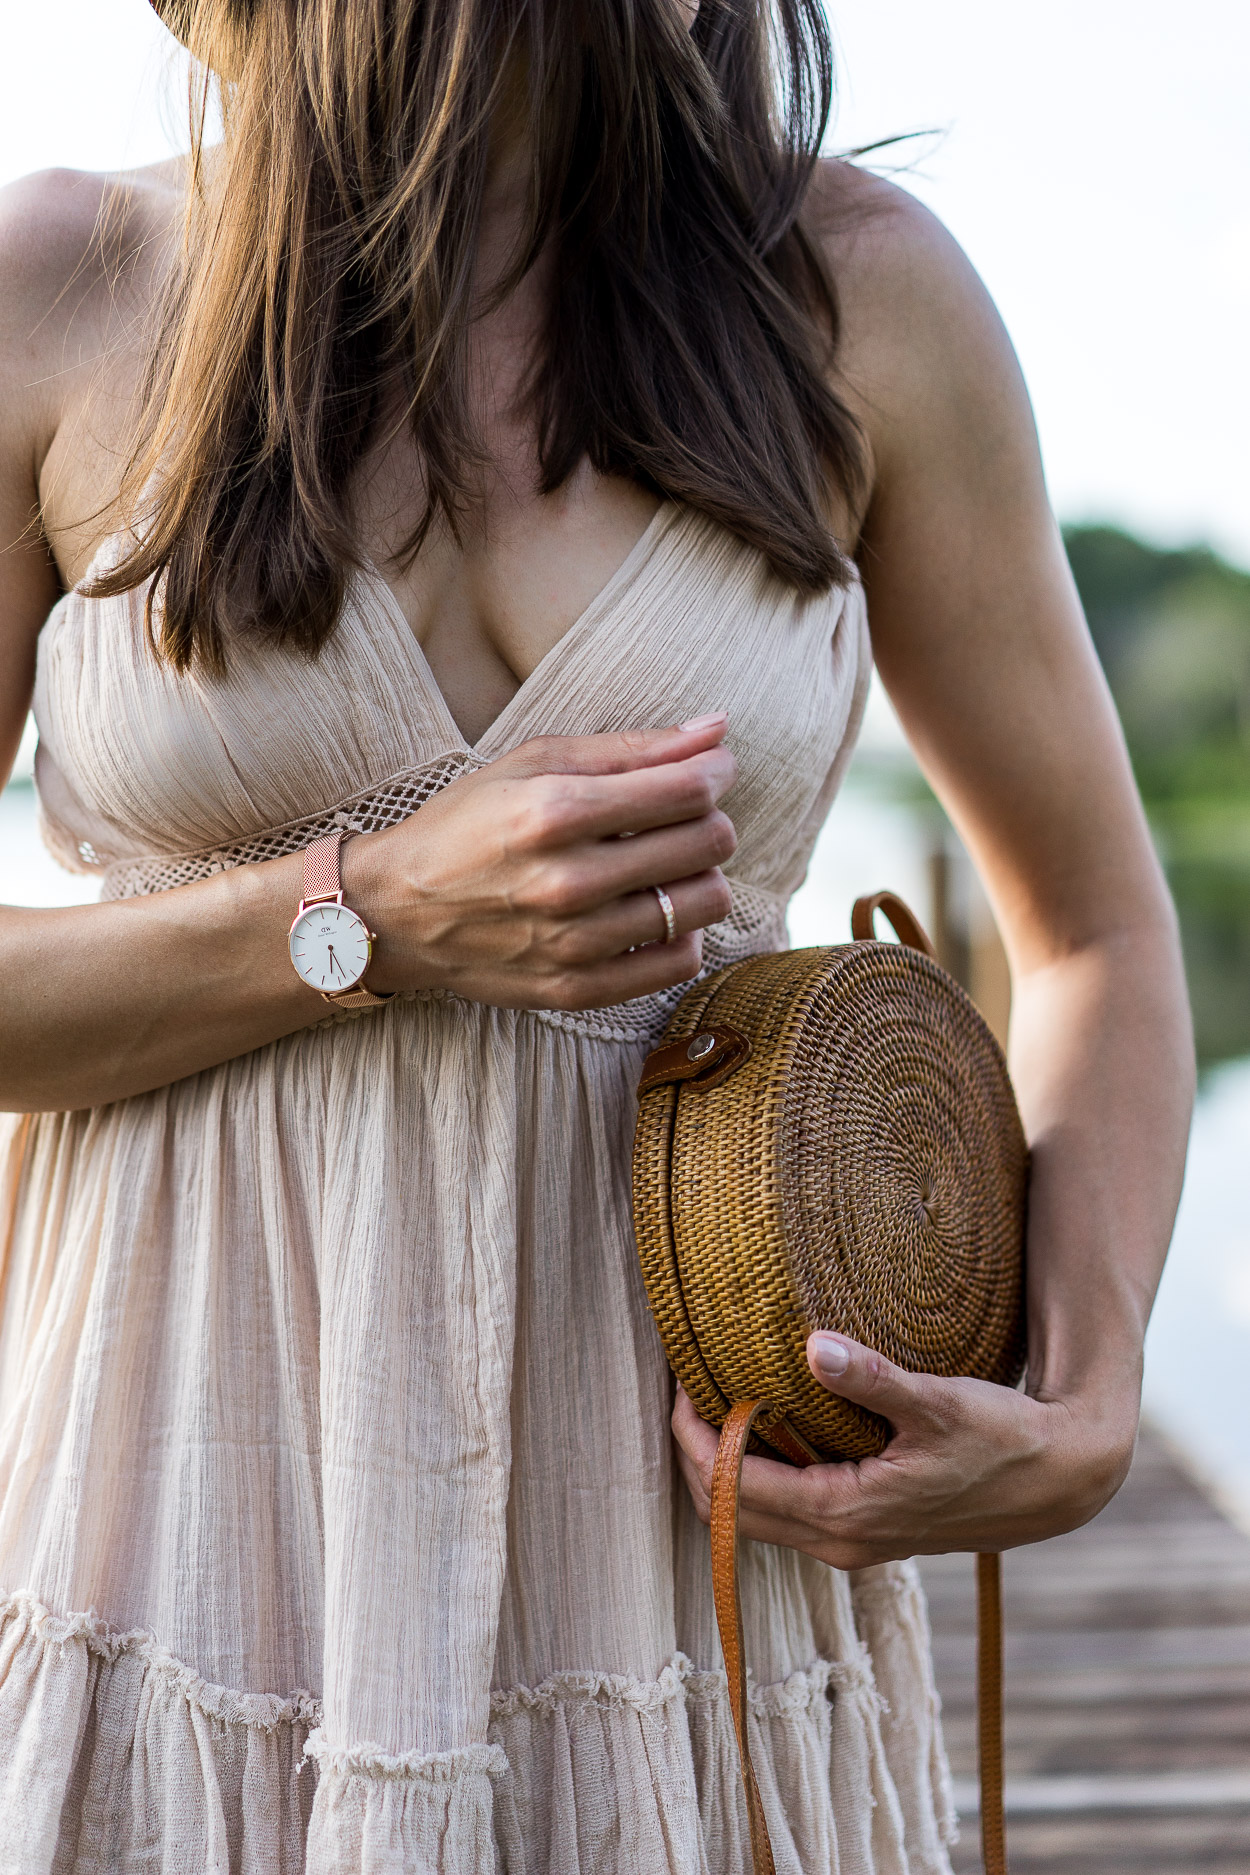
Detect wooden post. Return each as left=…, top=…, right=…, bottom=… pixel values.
left=928, top=827, right=1011, bottom=1049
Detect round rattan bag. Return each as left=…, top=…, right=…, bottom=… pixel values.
left=632, top=891, right=1028, bottom=1463
left=632, top=892, right=1028, bottom=1875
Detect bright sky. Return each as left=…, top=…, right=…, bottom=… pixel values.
left=828, top=1, right=1250, bottom=566
left=3, top=0, right=1247, bottom=564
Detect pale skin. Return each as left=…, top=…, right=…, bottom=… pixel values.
left=0, top=54, right=1192, bottom=1569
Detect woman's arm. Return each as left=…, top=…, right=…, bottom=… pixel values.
left=7, top=470, right=736, bottom=1122
left=0, top=174, right=736, bottom=1114
left=0, top=725, right=737, bottom=1114
left=672, top=173, right=1193, bottom=1559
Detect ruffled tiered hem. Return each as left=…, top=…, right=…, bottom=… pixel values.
left=0, top=1592, right=955, bottom=1875
left=0, top=1594, right=317, bottom=1874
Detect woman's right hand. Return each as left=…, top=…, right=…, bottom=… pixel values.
left=344, top=714, right=737, bottom=1010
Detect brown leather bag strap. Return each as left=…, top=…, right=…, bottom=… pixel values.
left=710, top=1401, right=778, bottom=1875
left=851, top=890, right=937, bottom=959
left=711, top=1407, right=1010, bottom=1875
left=977, top=1551, right=1009, bottom=1874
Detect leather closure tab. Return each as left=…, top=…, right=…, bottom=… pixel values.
left=637, top=1025, right=751, bottom=1095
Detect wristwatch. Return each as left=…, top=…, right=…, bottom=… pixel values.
left=288, top=831, right=393, bottom=1008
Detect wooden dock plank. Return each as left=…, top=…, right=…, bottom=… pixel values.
left=917, top=1424, right=1250, bottom=1873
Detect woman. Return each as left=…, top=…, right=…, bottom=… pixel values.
left=0, top=1, right=1191, bottom=1869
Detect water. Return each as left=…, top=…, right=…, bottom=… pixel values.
left=2, top=773, right=1247, bottom=1523
left=1143, top=1059, right=1250, bottom=1530
left=1165, top=856, right=1250, bottom=1069
left=789, top=777, right=933, bottom=949
left=0, top=783, right=100, bottom=907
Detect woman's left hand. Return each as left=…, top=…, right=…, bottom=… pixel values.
left=670, top=1332, right=1139, bottom=1568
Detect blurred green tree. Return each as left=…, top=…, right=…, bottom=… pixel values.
left=1064, top=525, right=1250, bottom=1063
left=1066, top=526, right=1250, bottom=805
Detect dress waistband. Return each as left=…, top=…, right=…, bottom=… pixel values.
left=99, top=752, right=484, bottom=901
left=97, top=753, right=789, bottom=1047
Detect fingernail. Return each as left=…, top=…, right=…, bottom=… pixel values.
left=678, top=713, right=728, bottom=732
left=811, top=1334, right=850, bottom=1378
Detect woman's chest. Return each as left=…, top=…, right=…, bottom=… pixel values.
left=34, top=508, right=869, bottom=887
left=357, top=450, right=664, bottom=749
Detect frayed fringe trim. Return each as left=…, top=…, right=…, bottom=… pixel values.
left=753, top=1653, right=884, bottom=1720
left=0, top=1592, right=320, bottom=1731
left=306, top=1732, right=507, bottom=1784
left=304, top=1654, right=880, bottom=1789
left=490, top=1654, right=694, bottom=1719
left=490, top=1650, right=882, bottom=1722
left=1, top=1593, right=880, bottom=1752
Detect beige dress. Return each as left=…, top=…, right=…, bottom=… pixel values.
left=0, top=503, right=956, bottom=1874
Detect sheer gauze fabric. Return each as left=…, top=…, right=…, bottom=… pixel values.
left=0, top=503, right=957, bottom=1874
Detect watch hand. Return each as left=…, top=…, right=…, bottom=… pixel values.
left=327, top=946, right=345, bottom=979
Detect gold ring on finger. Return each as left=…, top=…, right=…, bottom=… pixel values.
left=651, top=885, right=678, bottom=945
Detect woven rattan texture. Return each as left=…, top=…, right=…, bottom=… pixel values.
left=632, top=941, right=1027, bottom=1464
left=631, top=974, right=734, bottom=1431
left=785, top=947, right=1026, bottom=1381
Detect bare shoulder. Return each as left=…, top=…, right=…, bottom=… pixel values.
left=0, top=161, right=182, bottom=714
left=806, top=160, right=1037, bottom=487
left=807, top=161, right=976, bottom=292
left=0, top=160, right=182, bottom=448
left=0, top=158, right=184, bottom=289
left=807, top=160, right=1007, bottom=367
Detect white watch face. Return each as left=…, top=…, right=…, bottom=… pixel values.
left=289, top=901, right=372, bottom=995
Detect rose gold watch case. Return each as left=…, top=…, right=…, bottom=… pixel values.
left=288, top=899, right=375, bottom=996
left=291, top=830, right=394, bottom=1008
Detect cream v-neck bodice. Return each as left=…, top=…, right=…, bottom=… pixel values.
left=35, top=505, right=856, bottom=906
left=0, top=505, right=957, bottom=1875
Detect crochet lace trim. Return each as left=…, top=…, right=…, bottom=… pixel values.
left=87, top=753, right=788, bottom=1044
left=95, top=752, right=485, bottom=897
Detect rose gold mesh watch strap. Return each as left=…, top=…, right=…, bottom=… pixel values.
left=324, top=980, right=392, bottom=1009
left=300, top=832, right=392, bottom=1009
left=302, top=832, right=348, bottom=905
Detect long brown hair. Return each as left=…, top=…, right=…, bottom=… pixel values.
left=95, top=0, right=864, bottom=671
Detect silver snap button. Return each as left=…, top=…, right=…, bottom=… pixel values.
left=687, top=1033, right=717, bottom=1062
